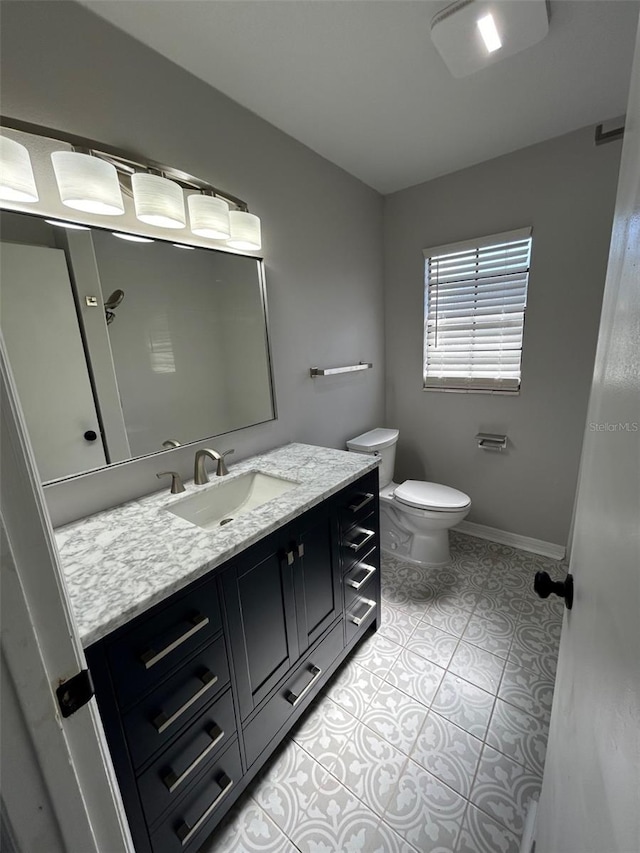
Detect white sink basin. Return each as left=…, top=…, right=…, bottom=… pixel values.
left=166, top=471, right=299, bottom=530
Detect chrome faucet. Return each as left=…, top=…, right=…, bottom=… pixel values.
left=194, top=447, right=235, bottom=484
left=156, top=471, right=185, bottom=494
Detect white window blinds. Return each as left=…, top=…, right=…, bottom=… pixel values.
left=423, top=227, right=532, bottom=393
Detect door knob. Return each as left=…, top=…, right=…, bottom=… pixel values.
left=534, top=571, right=574, bottom=610
left=83, top=430, right=98, bottom=442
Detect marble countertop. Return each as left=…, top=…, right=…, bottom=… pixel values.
left=55, top=443, right=378, bottom=647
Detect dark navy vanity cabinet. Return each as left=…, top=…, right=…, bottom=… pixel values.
left=86, top=468, right=380, bottom=853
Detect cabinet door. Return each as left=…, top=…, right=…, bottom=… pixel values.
left=221, top=535, right=299, bottom=720
left=292, top=502, right=341, bottom=654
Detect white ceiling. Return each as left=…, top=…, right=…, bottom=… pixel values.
left=83, top=0, right=639, bottom=194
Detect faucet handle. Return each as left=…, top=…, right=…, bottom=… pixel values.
left=156, top=471, right=186, bottom=494
left=216, top=449, right=235, bottom=477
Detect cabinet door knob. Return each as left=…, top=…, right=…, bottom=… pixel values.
left=534, top=571, right=574, bottom=610
left=285, top=550, right=295, bottom=566
left=297, top=543, right=305, bottom=559
left=83, top=430, right=98, bottom=442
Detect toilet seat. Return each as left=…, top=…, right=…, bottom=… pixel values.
left=393, top=480, right=471, bottom=512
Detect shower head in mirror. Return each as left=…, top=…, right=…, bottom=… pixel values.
left=105, top=289, right=125, bottom=325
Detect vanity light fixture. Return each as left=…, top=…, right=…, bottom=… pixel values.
left=228, top=210, right=262, bottom=251
left=45, top=219, right=90, bottom=230
left=112, top=232, right=154, bottom=243
left=51, top=150, right=125, bottom=215
left=0, top=136, right=39, bottom=202
left=0, top=116, right=263, bottom=252
left=187, top=192, right=231, bottom=240
left=131, top=172, right=186, bottom=229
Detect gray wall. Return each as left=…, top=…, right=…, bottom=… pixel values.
left=0, top=1, right=384, bottom=526
left=384, top=126, right=622, bottom=546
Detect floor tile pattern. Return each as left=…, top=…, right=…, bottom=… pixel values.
left=199, top=532, right=565, bottom=853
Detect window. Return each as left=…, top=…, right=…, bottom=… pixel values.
left=423, top=227, right=532, bottom=393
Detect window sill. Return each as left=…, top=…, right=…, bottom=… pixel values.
left=422, top=386, right=520, bottom=396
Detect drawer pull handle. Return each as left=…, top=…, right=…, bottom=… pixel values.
left=346, top=528, right=375, bottom=553
left=140, top=613, right=210, bottom=670
left=175, top=771, right=233, bottom=846
left=286, top=664, right=322, bottom=707
left=162, top=723, right=225, bottom=793
left=350, top=598, right=377, bottom=626
left=346, top=562, right=377, bottom=590
left=349, top=493, right=374, bottom=513
left=152, top=670, right=218, bottom=734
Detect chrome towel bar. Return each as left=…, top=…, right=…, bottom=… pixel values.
left=310, top=362, right=372, bottom=377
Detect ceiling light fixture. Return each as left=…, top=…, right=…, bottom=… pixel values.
left=51, top=150, right=125, bottom=215
left=477, top=13, right=501, bottom=53
left=430, top=0, right=549, bottom=78
left=0, top=136, right=39, bottom=202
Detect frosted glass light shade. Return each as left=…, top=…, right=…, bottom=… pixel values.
left=51, top=151, right=124, bottom=215
left=188, top=194, right=230, bottom=239
left=132, top=173, right=186, bottom=229
left=0, top=136, right=39, bottom=202
left=227, top=211, right=261, bottom=251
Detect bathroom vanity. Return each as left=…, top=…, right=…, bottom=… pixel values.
left=55, top=444, right=380, bottom=853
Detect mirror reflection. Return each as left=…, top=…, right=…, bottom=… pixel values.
left=0, top=211, right=276, bottom=483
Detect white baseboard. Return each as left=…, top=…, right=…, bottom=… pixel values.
left=520, top=798, right=538, bottom=853
left=454, top=520, right=565, bottom=561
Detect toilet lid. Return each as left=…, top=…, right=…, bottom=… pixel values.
left=393, top=480, right=471, bottom=511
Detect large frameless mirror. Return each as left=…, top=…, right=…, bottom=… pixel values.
left=0, top=210, right=276, bottom=484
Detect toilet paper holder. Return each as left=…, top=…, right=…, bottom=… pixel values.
left=476, top=433, right=508, bottom=451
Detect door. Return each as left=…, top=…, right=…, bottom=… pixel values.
left=292, top=501, right=341, bottom=654
left=534, top=24, right=640, bottom=853
left=222, top=533, right=299, bottom=719
left=0, top=334, right=133, bottom=853
left=0, top=241, right=106, bottom=480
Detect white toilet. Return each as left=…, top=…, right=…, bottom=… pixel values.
left=346, top=428, right=471, bottom=568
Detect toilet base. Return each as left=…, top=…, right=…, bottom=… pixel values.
left=380, top=501, right=454, bottom=568
left=381, top=533, right=452, bottom=568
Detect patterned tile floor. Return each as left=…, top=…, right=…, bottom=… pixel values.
left=199, top=532, right=566, bottom=853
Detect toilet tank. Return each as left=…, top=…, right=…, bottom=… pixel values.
left=346, top=428, right=399, bottom=488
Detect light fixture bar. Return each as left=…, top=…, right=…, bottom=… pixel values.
left=0, top=114, right=249, bottom=212
left=477, top=14, right=502, bottom=53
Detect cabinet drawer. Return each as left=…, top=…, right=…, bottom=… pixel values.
left=345, top=575, right=378, bottom=647
left=150, top=739, right=242, bottom=853
left=138, top=688, right=237, bottom=829
left=344, top=547, right=379, bottom=589
left=340, top=518, right=377, bottom=573
left=123, top=636, right=230, bottom=770
left=243, top=620, right=344, bottom=767
left=107, top=582, right=222, bottom=710
left=338, top=471, right=379, bottom=533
